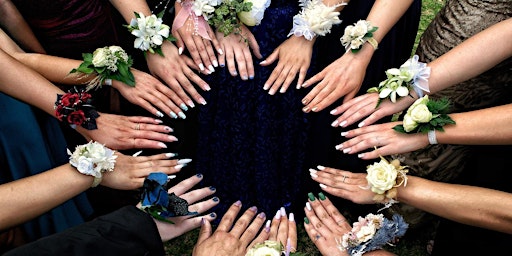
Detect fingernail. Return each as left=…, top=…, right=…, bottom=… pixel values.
left=280, top=207, right=286, bottom=217
left=308, top=192, right=316, bottom=201
left=301, top=82, right=308, bottom=88
left=306, top=202, right=312, bottom=211
left=335, top=144, right=343, bottom=150
left=312, top=106, right=318, bottom=112
left=296, top=83, right=301, bottom=89
left=279, top=87, right=286, bottom=93
left=232, top=70, right=237, bottom=76
left=258, top=212, right=266, bottom=219
left=302, top=106, right=310, bottom=112
left=330, top=109, right=338, bottom=115
left=212, top=60, right=219, bottom=67
left=168, top=135, right=178, bottom=141
left=242, top=75, right=248, bottom=80
left=249, top=75, right=254, bottom=80
left=208, top=65, right=215, bottom=72
left=220, top=63, right=225, bottom=67
left=234, top=200, right=242, bottom=206
left=341, top=131, right=348, bottom=137
left=319, top=183, right=327, bottom=189
left=156, top=111, right=164, bottom=117
left=217, top=48, right=224, bottom=55
left=317, top=165, right=325, bottom=170
left=212, top=196, right=219, bottom=202
left=265, top=220, right=271, bottom=232
left=178, top=47, right=183, bottom=55
left=301, top=98, right=308, bottom=104
left=200, top=98, right=207, bottom=105
left=339, top=120, right=347, bottom=127
left=209, top=186, right=216, bottom=191
left=196, top=173, right=203, bottom=178
left=201, top=218, right=205, bottom=225
left=167, top=175, right=176, bottom=180
left=164, top=126, right=173, bottom=132
left=358, top=153, right=365, bottom=158
left=169, top=111, right=178, bottom=119
left=250, top=206, right=258, bottom=212
left=158, top=142, right=167, bottom=148
left=289, top=213, right=295, bottom=222
left=180, top=103, right=188, bottom=111
left=209, top=212, right=216, bottom=218
left=188, top=100, right=195, bottom=108
left=177, top=158, right=192, bottom=164
left=318, top=192, right=326, bottom=200
left=178, top=112, right=187, bottom=119
left=165, top=153, right=176, bottom=158
left=132, top=150, right=143, bottom=157
left=199, top=63, right=205, bottom=71
left=174, top=164, right=185, bottom=170
left=358, top=122, right=365, bottom=128
left=263, top=83, right=270, bottom=90
left=310, top=171, right=318, bottom=178
left=259, top=60, right=267, bottom=65
left=331, top=120, right=339, bottom=127
left=343, top=148, right=351, bottom=153
left=155, top=119, right=163, bottom=123
left=268, top=89, right=276, bottom=95
left=304, top=217, right=310, bottom=224
left=204, top=84, right=211, bottom=91
left=274, top=210, right=281, bottom=220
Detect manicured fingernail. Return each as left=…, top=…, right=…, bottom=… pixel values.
left=339, top=121, right=347, bottom=127
left=217, top=48, right=224, bottom=55
left=208, top=65, right=215, bottom=72
left=301, top=82, right=308, bottom=88
left=358, top=122, right=365, bottom=128
left=168, top=135, right=178, bottom=141
left=133, top=150, right=143, bottom=157
left=212, top=196, right=219, bottom=202
left=164, top=126, right=173, bottom=132
left=209, top=186, right=216, bottom=191
left=265, top=220, right=271, bottom=232
left=274, top=210, right=281, bottom=219
left=220, top=63, right=225, bottom=67
left=188, top=100, right=195, bottom=108
left=258, top=212, right=266, bottom=218
left=199, top=98, right=207, bottom=105
left=330, top=109, right=338, bottom=115
left=158, top=142, right=167, bottom=148
left=335, top=144, right=343, bottom=150
left=310, top=172, right=318, bottom=178
left=341, top=131, right=348, bottom=137
left=296, top=83, right=302, bottom=89
left=232, top=70, right=237, bottom=76
left=212, top=60, right=219, bottom=67
left=167, top=175, right=176, bottom=180
left=156, top=111, right=164, bottom=117
left=169, top=111, right=178, bottom=119
left=331, top=120, right=339, bottom=127
left=178, top=47, right=183, bottom=55
left=301, top=98, right=308, bottom=104
left=209, top=212, right=216, bottom=218
left=279, top=87, right=287, bottom=93
left=259, top=60, right=267, bottom=65
left=308, top=192, right=316, bottom=201
left=198, top=63, right=205, bottom=71
left=178, top=112, right=187, bottom=119
left=268, top=89, right=276, bottom=95
left=304, top=217, right=310, bottom=224
left=317, top=165, right=325, bottom=170
left=201, top=218, right=205, bottom=225
left=204, top=84, right=211, bottom=91
left=318, top=192, right=326, bottom=200
left=249, top=75, right=254, bottom=80
left=155, top=119, right=163, bottom=123
left=196, top=173, right=203, bottom=178
left=165, top=153, right=176, bottom=158
left=180, top=103, right=188, bottom=111
left=249, top=206, right=258, bottom=212
left=263, top=83, right=270, bottom=90
left=177, top=158, right=192, bottom=164
left=343, top=148, right=351, bottom=153
left=306, top=202, right=312, bottom=211
left=312, top=106, right=318, bottom=112
left=280, top=207, right=286, bottom=217
left=174, top=164, right=185, bottom=170
left=289, top=213, right=295, bottom=222
left=242, top=75, right=248, bottom=80
left=234, top=200, right=242, bottom=206
left=358, top=153, right=365, bottom=158
left=302, top=106, right=310, bottom=112
left=319, top=183, right=327, bottom=189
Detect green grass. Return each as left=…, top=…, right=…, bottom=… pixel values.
left=164, top=1, right=445, bottom=255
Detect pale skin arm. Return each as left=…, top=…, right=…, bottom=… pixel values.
left=301, top=0, right=414, bottom=113
left=0, top=0, right=45, bottom=53
left=308, top=166, right=512, bottom=234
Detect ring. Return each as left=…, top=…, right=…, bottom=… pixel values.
left=135, top=123, right=140, bottom=130
left=342, top=175, right=347, bottom=183
left=314, top=234, right=322, bottom=241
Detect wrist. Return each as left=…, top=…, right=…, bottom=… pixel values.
left=67, top=141, right=117, bottom=187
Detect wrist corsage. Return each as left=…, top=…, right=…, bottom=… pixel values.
left=70, top=46, right=135, bottom=90
left=140, top=172, right=198, bottom=223
left=54, top=87, right=100, bottom=130
left=365, top=157, right=408, bottom=209
left=246, top=239, right=303, bottom=256
left=67, top=141, right=117, bottom=187
left=126, top=11, right=175, bottom=56
left=340, top=20, right=378, bottom=53
left=173, top=0, right=219, bottom=41
left=338, top=213, right=408, bottom=256
left=367, top=55, right=431, bottom=107
left=393, top=95, right=456, bottom=134
left=288, top=0, right=345, bottom=41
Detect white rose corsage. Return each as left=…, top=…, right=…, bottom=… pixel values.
left=67, top=141, right=117, bottom=187
left=172, top=0, right=220, bottom=41
left=288, top=0, right=346, bottom=41
left=238, top=0, right=271, bottom=26
left=126, top=11, right=175, bottom=56
left=246, top=239, right=302, bottom=256
left=367, top=55, right=431, bottom=107
left=365, top=157, right=408, bottom=208
left=337, top=213, right=408, bottom=256
left=393, top=95, right=455, bottom=134
left=70, top=46, right=135, bottom=90
left=340, top=20, right=378, bottom=53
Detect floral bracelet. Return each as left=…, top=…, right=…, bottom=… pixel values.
left=365, top=156, right=408, bottom=208
left=288, top=0, right=345, bottom=41
left=393, top=95, right=456, bottom=134
left=126, top=11, right=175, bottom=57
left=246, top=239, right=302, bottom=256
left=338, top=213, right=408, bottom=256
left=67, top=141, right=117, bottom=187
left=54, top=87, right=100, bottom=130
left=70, top=46, right=135, bottom=90
left=340, top=20, right=378, bottom=53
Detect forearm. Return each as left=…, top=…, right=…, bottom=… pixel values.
left=0, top=0, right=45, bottom=53
left=397, top=176, right=512, bottom=234
left=427, top=18, right=512, bottom=93
left=0, top=165, right=92, bottom=230
left=109, top=0, right=152, bottom=23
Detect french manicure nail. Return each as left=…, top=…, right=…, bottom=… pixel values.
left=212, top=60, right=219, bottom=67
left=335, top=144, right=343, bottom=150
left=168, top=135, right=178, bottom=141
left=279, top=87, right=286, bottom=93
left=302, top=106, right=310, bottom=112
left=178, top=47, right=183, bottom=55
left=289, top=213, right=295, bottom=222
left=296, top=83, right=301, bottom=89
left=268, top=89, right=276, bottom=95
left=178, top=112, right=187, bottom=119
left=331, top=120, right=339, bottom=127
left=169, top=111, right=178, bottom=119
left=177, top=158, right=192, bottom=164
left=310, top=172, right=318, bottom=178
left=358, top=153, right=365, bottom=158
left=339, top=120, right=347, bottom=127
left=204, top=84, right=211, bottom=91
left=341, top=131, right=348, bottom=137
left=156, top=111, right=164, bottom=117
left=200, top=98, right=207, bottom=105
left=317, top=165, right=325, bottom=170
left=358, top=122, right=365, bottom=128
left=199, top=63, right=205, bottom=71
left=312, top=106, right=318, bottom=112
left=188, top=101, right=195, bottom=108
left=165, top=153, right=176, bottom=158
left=274, top=210, right=281, bottom=220
left=343, top=148, right=351, bottom=153
left=306, top=202, right=312, bottom=211
left=174, top=164, right=185, bottom=170
left=308, top=192, right=316, bottom=201
left=318, top=192, right=326, bottom=200
left=319, top=183, right=327, bottom=189
left=330, top=109, right=338, bottom=115
left=158, top=142, right=167, bottom=148
left=263, top=84, right=270, bottom=90
left=180, top=103, right=188, bottom=111
left=208, top=65, right=215, bottom=72
left=155, top=119, right=163, bottom=124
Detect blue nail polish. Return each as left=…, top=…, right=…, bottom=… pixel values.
left=212, top=197, right=219, bottom=202
left=209, top=186, right=216, bottom=191
left=196, top=173, right=203, bottom=178
left=249, top=75, right=254, bottom=80
left=209, top=212, right=216, bottom=218
left=180, top=103, right=188, bottom=111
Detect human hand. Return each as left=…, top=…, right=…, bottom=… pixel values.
left=336, top=122, right=428, bottom=160
left=146, top=40, right=210, bottom=110
left=76, top=112, right=177, bottom=150
left=304, top=192, right=352, bottom=256
left=192, top=201, right=269, bottom=256
left=112, top=68, right=189, bottom=119
left=260, top=36, right=314, bottom=95
left=101, top=152, right=189, bottom=190
left=301, top=53, right=369, bottom=113
left=330, top=93, right=415, bottom=129
left=261, top=207, right=298, bottom=253
left=154, top=173, right=220, bottom=241
left=217, top=24, right=262, bottom=80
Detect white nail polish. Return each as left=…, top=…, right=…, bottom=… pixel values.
left=168, top=175, right=177, bottom=180
left=260, top=60, right=267, bottom=65
left=212, top=60, right=219, bottom=67
left=188, top=101, right=195, bottom=108
left=178, top=47, right=183, bottom=55
left=279, top=87, right=286, bottom=93
left=317, top=165, right=325, bottom=170
left=177, top=158, right=192, bottom=164
left=199, top=63, right=205, bottom=71
left=155, top=119, right=163, bottom=124
left=208, top=65, right=215, bottom=72
left=274, top=210, right=281, bottom=219
left=158, top=142, right=167, bottom=148
left=178, top=112, right=186, bottom=119
left=204, top=84, right=211, bottom=91
left=263, top=84, right=270, bottom=90
left=280, top=207, right=286, bottom=217
left=168, top=135, right=178, bottom=141
left=265, top=220, right=271, bottom=228
left=335, top=144, right=343, bottom=150
left=358, top=153, right=365, bottom=158
left=312, top=107, right=318, bottom=112
left=319, top=183, right=327, bottom=189
left=289, top=213, right=295, bottom=222
left=175, top=164, right=184, bottom=170
left=132, top=150, right=143, bottom=157
left=309, top=168, right=317, bottom=174
left=169, top=111, right=178, bottom=119
left=296, top=83, right=301, bottom=89
left=200, top=98, right=207, bottom=105
left=331, top=120, right=339, bottom=127
left=358, top=122, right=365, bottom=128
left=330, top=109, right=338, bottom=115
left=339, top=120, right=347, bottom=127
left=343, top=148, right=351, bottom=153
left=341, top=132, right=348, bottom=137
left=165, top=153, right=176, bottom=158
left=268, top=90, right=275, bottom=95
left=156, top=111, right=164, bottom=117
left=217, top=48, right=224, bottom=55
left=306, top=202, right=312, bottom=211
left=310, top=172, right=318, bottom=178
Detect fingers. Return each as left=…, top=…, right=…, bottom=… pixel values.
left=216, top=200, right=243, bottom=232
left=229, top=206, right=259, bottom=238
left=239, top=211, right=266, bottom=248
left=179, top=186, right=217, bottom=205
left=307, top=193, right=347, bottom=235
left=196, top=218, right=214, bottom=245
left=246, top=32, right=262, bottom=59
left=167, top=173, right=203, bottom=196
left=246, top=220, right=270, bottom=250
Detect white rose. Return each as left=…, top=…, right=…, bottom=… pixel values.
left=356, top=225, right=377, bottom=243
left=366, top=159, right=398, bottom=194
left=92, top=47, right=110, bottom=67
left=402, top=114, right=418, bottom=132
left=238, top=0, right=271, bottom=26
left=409, top=102, right=432, bottom=123
left=245, top=240, right=281, bottom=256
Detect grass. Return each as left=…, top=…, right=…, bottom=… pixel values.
left=164, top=1, right=446, bottom=255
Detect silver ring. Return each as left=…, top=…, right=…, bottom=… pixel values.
left=342, top=175, right=347, bottom=183
left=314, top=234, right=322, bottom=241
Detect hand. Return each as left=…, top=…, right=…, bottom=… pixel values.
left=260, top=36, right=314, bottom=95
left=217, top=24, right=262, bottom=80
left=337, top=122, right=429, bottom=159
left=154, top=174, right=220, bottom=241
left=112, top=68, right=189, bottom=119
left=76, top=112, right=177, bottom=150
left=301, top=52, right=369, bottom=113
left=192, top=201, right=269, bottom=256
left=262, top=207, right=298, bottom=253
left=309, top=166, right=375, bottom=205
left=101, top=152, right=188, bottom=190
left=172, top=12, right=221, bottom=73
left=330, top=93, right=416, bottom=129
left=146, top=40, right=210, bottom=109
left=304, top=193, right=352, bottom=256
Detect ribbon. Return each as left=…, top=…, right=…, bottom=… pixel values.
left=172, top=1, right=212, bottom=41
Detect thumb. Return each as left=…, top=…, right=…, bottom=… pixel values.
left=196, top=218, right=213, bottom=245
left=259, top=49, right=279, bottom=66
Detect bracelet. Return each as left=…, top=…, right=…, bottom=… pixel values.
left=54, top=87, right=100, bottom=130
left=288, top=0, right=345, bottom=41
left=104, top=78, right=113, bottom=86
left=67, top=141, right=117, bottom=187
left=428, top=130, right=438, bottom=145
left=126, top=12, right=174, bottom=56
left=340, top=20, right=378, bottom=53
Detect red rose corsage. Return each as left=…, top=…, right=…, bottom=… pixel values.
left=54, top=87, right=100, bottom=130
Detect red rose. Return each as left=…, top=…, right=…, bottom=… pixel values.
left=55, top=105, right=65, bottom=121
left=80, top=92, right=92, bottom=101
left=61, top=93, right=80, bottom=107
left=67, top=110, right=86, bottom=126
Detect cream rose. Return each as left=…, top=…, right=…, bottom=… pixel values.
left=409, top=102, right=432, bottom=123
left=238, top=0, right=271, bottom=26
left=366, top=159, right=398, bottom=194
left=402, top=114, right=418, bottom=132
left=245, top=240, right=282, bottom=256
left=92, top=47, right=109, bottom=67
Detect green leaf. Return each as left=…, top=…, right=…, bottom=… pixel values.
left=393, top=125, right=406, bottom=133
